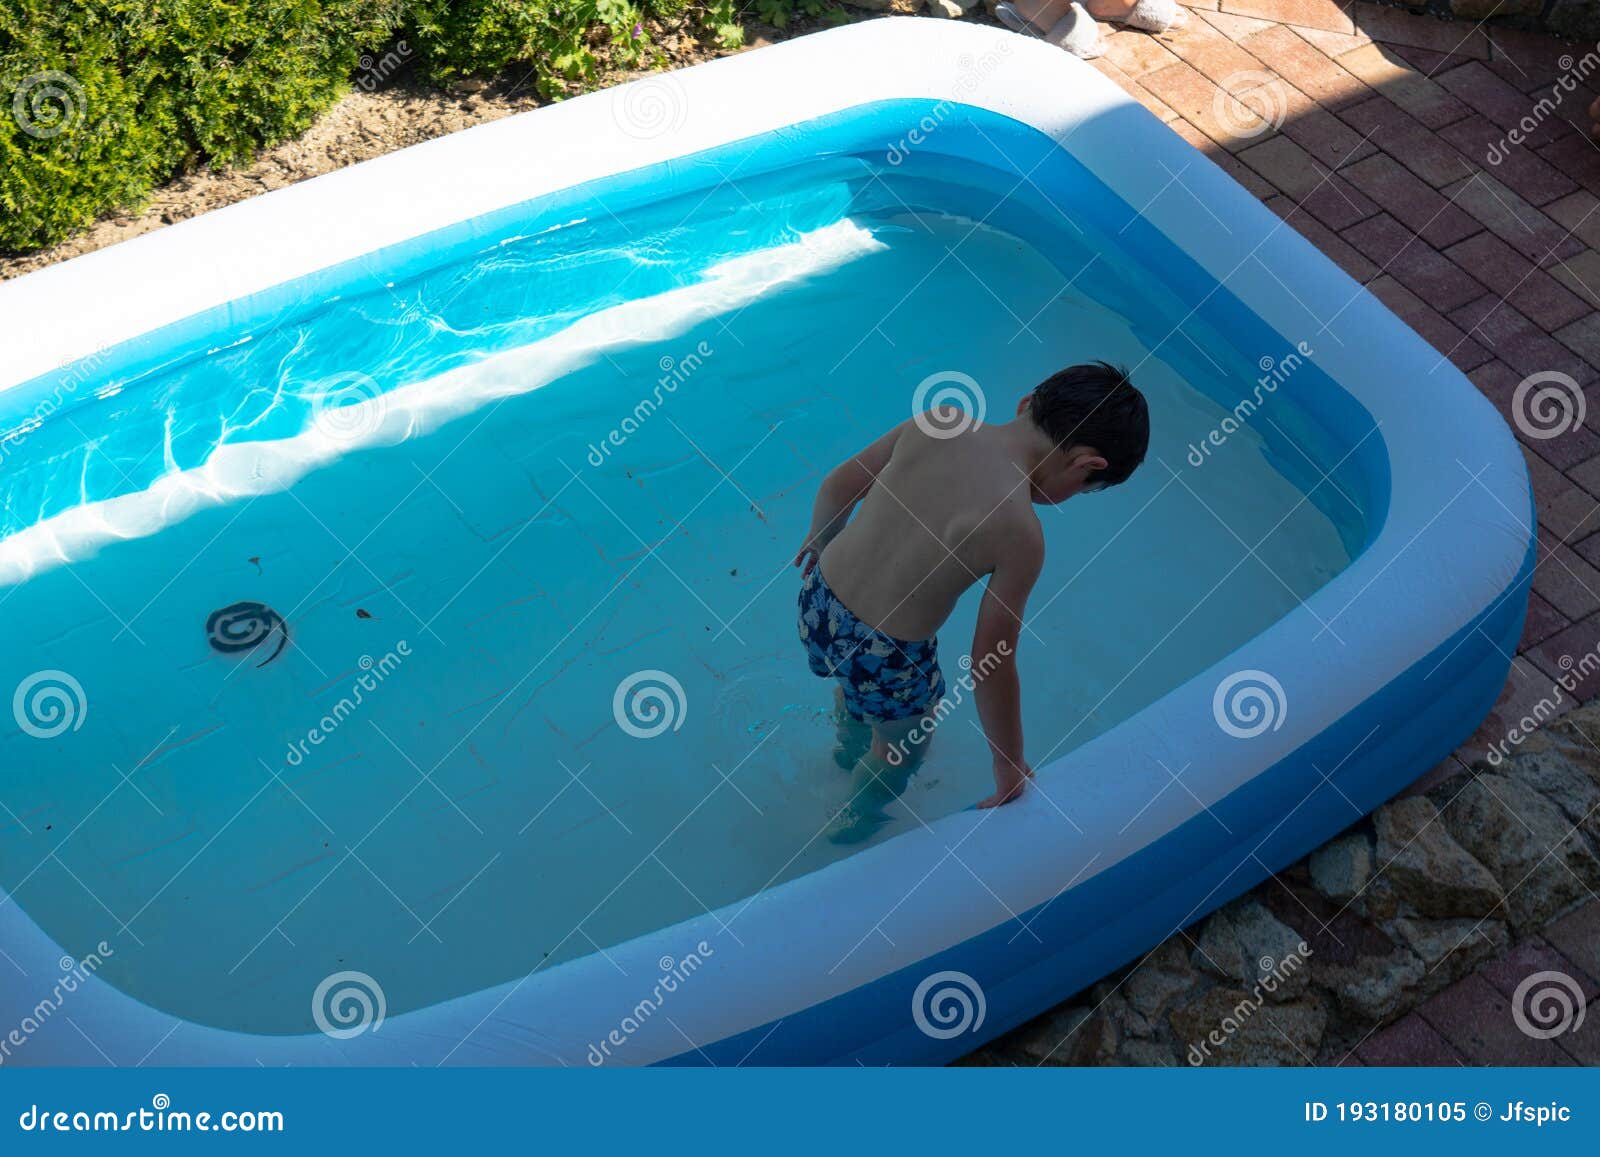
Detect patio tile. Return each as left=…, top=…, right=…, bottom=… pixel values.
left=1480, top=937, right=1600, bottom=1002
left=1435, top=62, right=1570, bottom=149
left=1237, top=134, right=1378, bottom=229
left=1165, top=116, right=1277, bottom=196
left=1442, top=172, right=1585, bottom=263
left=1354, top=1012, right=1467, bottom=1065
left=1263, top=193, right=1379, bottom=280
left=1567, top=451, right=1600, bottom=498
left=1440, top=116, right=1578, bottom=207
left=1443, top=231, right=1590, bottom=332
left=1272, top=86, right=1378, bottom=169
left=1520, top=591, right=1570, bottom=650
left=1544, top=487, right=1600, bottom=541
left=1366, top=275, right=1490, bottom=371
left=1094, top=59, right=1182, bottom=122
left=1334, top=41, right=1471, bottom=129
left=1343, top=214, right=1485, bottom=310
left=1196, top=8, right=1275, bottom=40
left=1484, top=25, right=1588, bottom=94
left=1548, top=250, right=1600, bottom=310
left=1518, top=439, right=1586, bottom=513
left=1336, top=94, right=1475, bottom=189
left=1162, top=15, right=1272, bottom=90
left=1450, top=298, right=1597, bottom=386
left=1542, top=900, right=1600, bottom=985
left=1350, top=5, right=1490, bottom=61
left=1344, top=153, right=1480, bottom=247
left=1555, top=314, right=1600, bottom=369
left=1219, top=0, right=1355, bottom=34
left=1533, top=528, right=1600, bottom=620
left=1295, top=24, right=1369, bottom=56
left=1542, top=189, right=1600, bottom=251
left=1459, top=657, right=1574, bottom=764
left=1527, top=614, right=1600, bottom=699
left=1417, top=974, right=1579, bottom=1065
left=1535, top=131, right=1600, bottom=192
left=1142, top=61, right=1276, bottom=151
left=1240, top=25, right=1370, bottom=107
left=1102, top=30, right=1184, bottom=79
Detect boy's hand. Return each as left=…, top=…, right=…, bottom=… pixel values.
left=976, top=759, right=1034, bottom=809
left=793, top=532, right=828, bottom=576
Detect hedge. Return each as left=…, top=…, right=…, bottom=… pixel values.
left=0, top=0, right=808, bottom=255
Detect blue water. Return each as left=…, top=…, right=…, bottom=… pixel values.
left=0, top=123, right=1368, bottom=1034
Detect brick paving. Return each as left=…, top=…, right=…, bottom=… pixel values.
left=1090, top=0, right=1600, bottom=1065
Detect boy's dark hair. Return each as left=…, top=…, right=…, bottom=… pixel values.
left=1026, top=361, right=1149, bottom=490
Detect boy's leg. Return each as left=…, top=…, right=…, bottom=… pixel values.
left=831, top=685, right=871, bottom=771
left=827, top=716, right=926, bottom=845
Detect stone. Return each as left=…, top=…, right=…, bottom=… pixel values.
left=1193, top=899, right=1311, bottom=1000
left=1390, top=917, right=1510, bottom=995
left=1315, top=944, right=1426, bottom=1022
left=1501, top=749, right=1600, bottom=851
left=1309, top=833, right=1374, bottom=904
left=925, top=0, right=966, bottom=14
left=1116, top=1038, right=1177, bottom=1066
left=841, top=0, right=921, bottom=9
left=1010, top=1004, right=1118, bottom=1065
left=1123, top=938, right=1202, bottom=1022
left=1548, top=0, right=1600, bottom=40
left=1448, top=0, right=1540, bottom=17
left=1169, top=989, right=1327, bottom=1066
left=1441, top=774, right=1600, bottom=930
left=1373, top=795, right=1504, bottom=919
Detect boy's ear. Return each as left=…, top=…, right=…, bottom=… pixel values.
left=1015, top=396, right=1031, bottom=419
left=1073, top=451, right=1109, bottom=476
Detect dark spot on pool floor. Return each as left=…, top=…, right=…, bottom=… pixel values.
left=206, top=601, right=289, bottom=667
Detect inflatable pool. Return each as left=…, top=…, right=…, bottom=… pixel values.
left=0, top=20, right=1532, bottom=1066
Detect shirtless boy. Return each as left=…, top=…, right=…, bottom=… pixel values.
left=794, top=363, right=1149, bottom=836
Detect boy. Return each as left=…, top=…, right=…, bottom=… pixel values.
left=794, top=363, right=1149, bottom=838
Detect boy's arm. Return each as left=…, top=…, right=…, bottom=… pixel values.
left=971, top=525, right=1045, bottom=808
left=792, top=420, right=909, bottom=574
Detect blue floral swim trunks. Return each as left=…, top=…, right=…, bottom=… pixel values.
left=798, top=566, right=945, bottom=723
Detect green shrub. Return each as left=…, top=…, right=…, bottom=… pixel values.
left=0, top=0, right=395, bottom=253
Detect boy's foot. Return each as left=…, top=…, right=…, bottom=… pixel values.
left=997, top=0, right=1106, bottom=59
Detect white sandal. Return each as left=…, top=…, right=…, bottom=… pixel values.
left=996, top=1, right=1106, bottom=60
left=1118, top=0, right=1187, bottom=32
